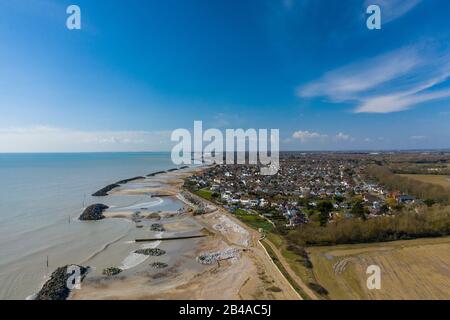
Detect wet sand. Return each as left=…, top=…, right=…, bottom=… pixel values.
left=70, top=167, right=299, bottom=300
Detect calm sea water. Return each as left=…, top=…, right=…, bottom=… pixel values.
left=0, top=152, right=177, bottom=299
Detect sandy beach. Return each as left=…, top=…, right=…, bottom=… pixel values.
left=69, top=166, right=299, bottom=300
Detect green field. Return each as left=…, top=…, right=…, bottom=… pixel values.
left=194, top=188, right=214, bottom=200
left=233, top=209, right=274, bottom=232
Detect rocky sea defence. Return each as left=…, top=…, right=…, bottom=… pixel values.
left=35, top=265, right=89, bottom=300
left=150, top=262, right=168, bottom=269
left=135, top=248, right=166, bottom=256
left=79, top=204, right=109, bottom=221
left=115, top=176, right=145, bottom=184
left=92, top=176, right=145, bottom=196
left=91, top=183, right=120, bottom=196
left=150, top=223, right=165, bottom=232
left=102, top=267, right=122, bottom=276
left=147, top=170, right=167, bottom=177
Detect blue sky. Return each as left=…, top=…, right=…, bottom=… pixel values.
left=0, top=0, right=449, bottom=152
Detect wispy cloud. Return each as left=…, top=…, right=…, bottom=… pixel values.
left=356, top=88, right=450, bottom=113
left=0, top=126, right=172, bottom=152
left=298, top=43, right=450, bottom=113
left=364, top=0, right=422, bottom=24
left=298, top=46, right=421, bottom=100
left=334, top=132, right=352, bottom=141
left=410, top=135, right=426, bottom=140
left=211, top=113, right=243, bottom=128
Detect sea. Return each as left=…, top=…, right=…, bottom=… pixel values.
left=0, top=152, right=179, bottom=299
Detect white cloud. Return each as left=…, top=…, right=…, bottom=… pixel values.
left=0, top=126, right=172, bottom=152
left=292, top=130, right=327, bottom=142
left=298, top=44, right=450, bottom=113
left=334, top=132, right=351, bottom=141
left=410, top=135, right=426, bottom=140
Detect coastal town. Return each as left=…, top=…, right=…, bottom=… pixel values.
left=184, top=153, right=424, bottom=229
left=22, top=151, right=450, bottom=301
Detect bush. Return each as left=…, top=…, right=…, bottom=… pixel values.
left=299, top=258, right=313, bottom=269
left=267, top=286, right=282, bottom=292
left=308, top=282, right=328, bottom=296
left=286, top=244, right=308, bottom=258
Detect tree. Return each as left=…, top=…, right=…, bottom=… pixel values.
left=351, top=201, right=367, bottom=220
left=424, top=199, right=435, bottom=207
left=379, top=204, right=389, bottom=214
left=317, top=201, right=333, bottom=226
left=386, top=197, right=397, bottom=208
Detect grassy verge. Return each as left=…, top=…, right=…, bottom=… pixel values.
left=267, top=233, right=329, bottom=299
left=260, top=239, right=309, bottom=300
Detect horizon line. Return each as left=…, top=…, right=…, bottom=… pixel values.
left=1, top=148, right=449, bottom=154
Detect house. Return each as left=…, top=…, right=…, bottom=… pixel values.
left=249, top=200, right=259, bottom=207
left=221, top=193, right=230, bottom=201
left=229, top=198, right=240, bottom=204
left=240, top=198, right=250, bottom=206
left=259, top=198, right=268, bottom=207
left=397, top=195, right=415, bottom=204
left=363, top=194, right=379, bottom=205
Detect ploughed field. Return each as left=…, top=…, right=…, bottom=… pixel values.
left=307, top=237, right=450, bottom=300
left=398, top=174, right=450, bottom=189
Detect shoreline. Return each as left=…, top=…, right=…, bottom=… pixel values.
left=34, top=164, right=299, bottom=300
left=33, top=166, right=201, bottom=299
